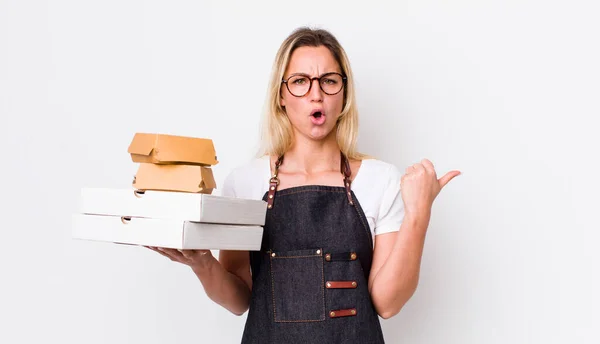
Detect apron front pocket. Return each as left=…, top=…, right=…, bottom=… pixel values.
left=269, top=248, right=325, bottom=322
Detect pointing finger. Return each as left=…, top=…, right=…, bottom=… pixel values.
left=438, top=170, right=461, bottom=188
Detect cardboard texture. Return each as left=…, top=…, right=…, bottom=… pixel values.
left=133, top=163, right=216, bottom=193
left=79, top=188, right=268, bottom=225
left=72, top=214, right=264, bottom=250
left=127, top=133, right=219, bottom=166
left=72, top=131, right=266, bottom=251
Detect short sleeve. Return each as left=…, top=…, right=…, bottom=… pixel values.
left=218, top=157, right=270, bottom=200
left=220, top=170, right=237, bottom=198
left=374, top=164, right=405, bottom=235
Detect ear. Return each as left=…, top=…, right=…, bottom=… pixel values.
left=280, top=94, right=286, bottom=108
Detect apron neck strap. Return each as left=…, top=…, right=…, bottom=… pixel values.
left=266, top=152, right=354, bottom=210
left=340, top=152, right=354, bottom=205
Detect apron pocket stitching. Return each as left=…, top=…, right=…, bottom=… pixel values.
left=269, top=249, right=325, bottom=322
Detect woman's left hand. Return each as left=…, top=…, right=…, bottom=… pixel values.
left=400, top=159, right=461, bottom=220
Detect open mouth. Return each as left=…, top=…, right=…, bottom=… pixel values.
left=311, top=110, right=324, bottom=118
left=309, top=109, right=326, bottom=125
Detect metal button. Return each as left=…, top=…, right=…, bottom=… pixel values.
left=352, top=281, right=357, bottom=287
left=270, top=186, right=275, bottom=190
left=350, top=253, right=357, bottom=260
left=351, top=309, right=356, bottom=315
left=325, top=254, right=331, bottom=261
left=269, top=194, right=273, bottom=199
left=326, top=282, right=332, bottom=288
left=271, top=252, right=276, bottom=257
left=316, top=249, right=321, bottom=255
left=268, top=204, right=272, bottom=209
left=330, top=311, right=336, bottom=317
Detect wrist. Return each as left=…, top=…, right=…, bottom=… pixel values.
left=190, top=252, right=216, bottom=274
left=404, top=210, right=431, bottom=227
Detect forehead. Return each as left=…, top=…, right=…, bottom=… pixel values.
left=285, top=45, right=341, bottom=75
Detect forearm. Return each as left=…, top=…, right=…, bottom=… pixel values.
left=370, top=213, right=430, bottom=318
left=191, top=255, right=251, bottom=316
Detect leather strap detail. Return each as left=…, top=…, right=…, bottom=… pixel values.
left=266, top=152, right=353, bottom=209
left=266, top=156, right=283, bottom=209
left=329, top=308, right=357, bottom=318
left=325, top=281, right=357, bottom=289
left=341, top=152, right=353, bottom=205
left=324, top=252, right=358, bottom=262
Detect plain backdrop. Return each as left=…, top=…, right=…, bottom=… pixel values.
left=1, top=0, right=599, bottom=343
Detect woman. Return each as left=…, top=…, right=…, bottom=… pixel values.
left=148, top=27, right=460, bottom=343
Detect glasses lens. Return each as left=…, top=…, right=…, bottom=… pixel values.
left=320, top=73, right=344, bottom=95
left=285, top=73, right=345, bottom=96
left=287, top=75, right=310, bottom=96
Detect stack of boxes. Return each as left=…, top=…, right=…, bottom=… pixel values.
left=128, top=133, right=218, bottom=194
left=71, top=133, right=267, bottom=251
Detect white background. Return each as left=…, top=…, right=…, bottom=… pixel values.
left=1, top=0, right=599, bottom=343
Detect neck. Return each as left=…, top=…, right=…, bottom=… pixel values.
left=282, top=130, right=341, bottom=174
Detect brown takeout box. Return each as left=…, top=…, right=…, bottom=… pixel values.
left=127, top=133, right=219, bottom=166
left=132, top=163, right=217, bottom=194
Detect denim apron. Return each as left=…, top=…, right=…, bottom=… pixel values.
left=240, top=153, right=385, bottom=343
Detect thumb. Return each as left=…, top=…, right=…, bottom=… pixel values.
left=438, top=170, right=461, bottom=189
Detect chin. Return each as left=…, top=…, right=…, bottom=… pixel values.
left=307, top=127, right=336, bottom=141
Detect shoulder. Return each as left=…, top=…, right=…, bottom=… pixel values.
left=352, top=158, right=405, bottom=238
left=355, top=158, right=402, bottom=183
left=225, top=155, right=270, bottom=183
left=221, top=155, right=270, bottom=200
left=353, top=158, right=402, bottom=198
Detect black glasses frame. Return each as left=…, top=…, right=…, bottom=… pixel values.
left=281, top=72, right=347, bottom=97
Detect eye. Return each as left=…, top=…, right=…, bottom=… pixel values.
left=291, top=77, right=307, bottom=85
left=322, top=78, right=337, bottom=85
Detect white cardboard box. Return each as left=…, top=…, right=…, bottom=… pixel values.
left=71, top=214, right=264, bottom=250
left=79, top=188, right=267, bottom=225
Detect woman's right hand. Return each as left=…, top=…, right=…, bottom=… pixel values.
left=145, top=246, right=214, bottom=270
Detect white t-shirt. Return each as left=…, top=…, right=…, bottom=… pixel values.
left=221, top=155, right=405, bottom=243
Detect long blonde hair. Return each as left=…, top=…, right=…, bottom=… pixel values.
left=257, top=27, right=369, bottom=161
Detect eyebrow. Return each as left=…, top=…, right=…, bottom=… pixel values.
left=285, top=71, right=342, bottom=78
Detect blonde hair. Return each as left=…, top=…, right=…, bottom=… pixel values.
left=257, top=27, right=370, bottom=161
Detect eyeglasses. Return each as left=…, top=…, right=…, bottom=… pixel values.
left=282, top=72, right=347, bottom=97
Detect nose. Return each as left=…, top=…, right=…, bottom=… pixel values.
left=307, top=78, right=323, bottom=102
